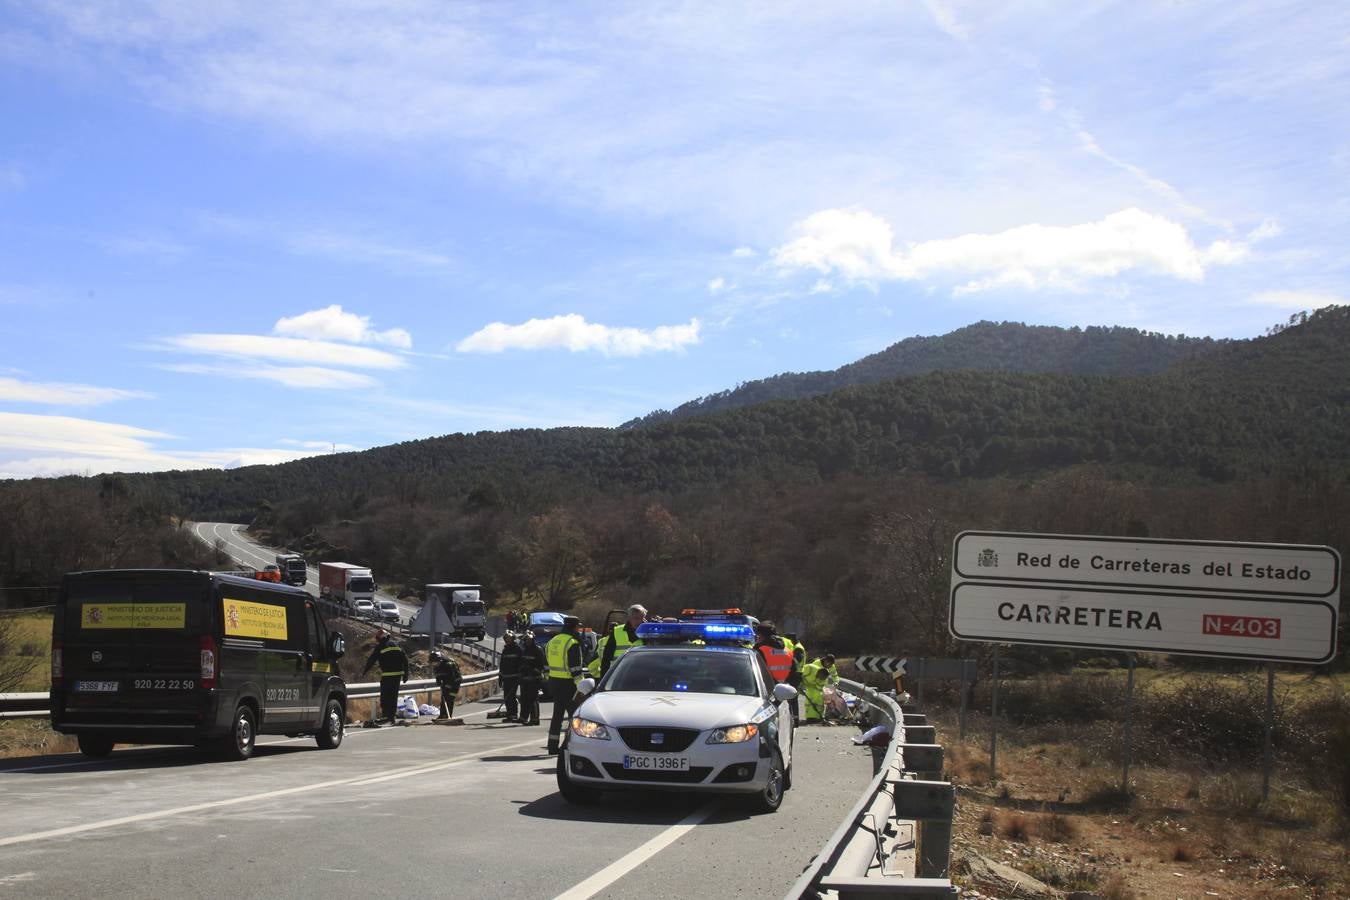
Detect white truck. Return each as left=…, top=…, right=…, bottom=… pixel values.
left=424, top=584, right=487, bottom=641
left=319, top=562, right=376, bottom=617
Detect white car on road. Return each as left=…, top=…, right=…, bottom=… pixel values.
left=557, top=621, right=797, bottom=813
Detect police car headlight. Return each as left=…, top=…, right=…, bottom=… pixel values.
left=706, top=724, right=758, bottom=744
left=570, top=717, right=611, bottom=740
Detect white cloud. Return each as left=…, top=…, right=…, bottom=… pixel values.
left=0, top=412, right=346, bottom=478
left=102, top=233, right=189, bottom=260
left=160, top=333, right=407, bottom=370
left=161, top=363, right=379, bottom=390
left=1075, top=131, right=1229, bottom=230
left=772, top=207, right=1249, bottom=293
left=1248, top=218, right=1283, bottom=242
left=922, top=0, right=969, bottom=42
left=202, top=214, right=453, bottom=272
left=0, top=377, right=147, bottom=406
left=1248, top=290, right=1342, bottom=310
left=707, top=277, right=727, bottom=294
left=273, top=305, right=412, bottom=349
left=457, top=314, right=701, bottom=356
left=732, top=247, right=757, bottom=258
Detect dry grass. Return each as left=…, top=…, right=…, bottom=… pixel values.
left=1171, top=843, right=1195, bottom=862
left=1097, top=873, right=1137, bottom=900
left=1037, top=809, right=1079, bottom=843
left=944, top=742, right=989, bottom=783
left=0, top=719, right=76, bottom=759
left=999, top=810, right=1031, bottom=841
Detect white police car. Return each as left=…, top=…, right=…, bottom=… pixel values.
left=556, top=621, right=797, bottom=813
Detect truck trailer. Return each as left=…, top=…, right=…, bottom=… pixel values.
left=318, top=562, right=375, bottom=616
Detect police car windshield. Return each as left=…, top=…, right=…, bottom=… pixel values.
left=604, top=651, right=759, bottom=697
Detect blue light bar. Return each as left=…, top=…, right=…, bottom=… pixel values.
left=636, top=621, right=755, bottom=643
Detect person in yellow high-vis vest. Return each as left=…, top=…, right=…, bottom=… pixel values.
left=546, top=617, right=584, bottom=755
left=599, top=604, right=647, bottom=677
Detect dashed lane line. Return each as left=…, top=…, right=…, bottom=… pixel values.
left=551, top=802, right=717, bottom=900
left=0, top=736, right=541, bottom=848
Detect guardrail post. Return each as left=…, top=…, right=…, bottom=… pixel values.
left=893, top=779, right=956, bottom=879
left=899, top=743, right=944, bottom=780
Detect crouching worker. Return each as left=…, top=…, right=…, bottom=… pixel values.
left=432, top=651, right=462, bottom=720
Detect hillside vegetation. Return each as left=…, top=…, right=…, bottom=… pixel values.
left=625, top=320, right=1227, bottom=427
left=0, top=309, right=1345, bottom=665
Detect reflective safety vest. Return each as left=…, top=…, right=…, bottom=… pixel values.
left=378, top=644, right=406, bottom=677
left=588, top=634, right=615, bottom=674
left=546, top=633, right=581, bottom=682
left=758, top=643, right=794, bottom=682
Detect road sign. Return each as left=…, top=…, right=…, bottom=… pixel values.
left=953, top=531, right=1340, bottom=598
left=949, top=531, right=1342, bottom=663
left=949, top=582, right=1338, bottom=663
left=854, top=656, right=907, bottom=675
left=485, top=616, right=507, bottom=639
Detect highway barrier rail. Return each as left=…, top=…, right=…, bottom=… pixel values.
left=0, top=667, right=501, bottom=721
left=785, top=679, right=957, bottom=899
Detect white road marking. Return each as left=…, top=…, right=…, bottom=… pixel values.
left=0, top=737, right=541, bottom=849
left=551, top=803, right=717, bottom=900
left=0, top=873, right=36, bottom=885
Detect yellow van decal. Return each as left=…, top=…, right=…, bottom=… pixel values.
left=222, top=598, right=288, bottom=640
left=81, top=603, right=186, bottom=629
left=311, top=661, right=332, bottom=674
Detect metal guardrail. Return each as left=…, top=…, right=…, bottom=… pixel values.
left=785, top=680, right=957, bottom=899
left=0, top=666, right=501, bottom=720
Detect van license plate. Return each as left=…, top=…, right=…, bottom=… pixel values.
left=75, top=681, right=119, bottom=693
left=622, top=754, right=690, bottom=771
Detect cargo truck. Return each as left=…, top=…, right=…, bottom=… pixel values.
left=318, top=562, right=376, bottom=615
left=424, top=583, right=487, bottom=641
left=275, top=553, right=308, bottom=587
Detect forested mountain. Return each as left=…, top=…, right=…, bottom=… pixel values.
left=1, top=307, right=1345, bottom=662
left=106, top=305, right=1347, bottom=522
left=624, top=320, right=1226, bottom=428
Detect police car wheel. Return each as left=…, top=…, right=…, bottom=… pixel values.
left=556, top=754, right=601, bottom=804
left=316, top=699, right=345, bottom=750
left=77, top=734, right=114, bottom=758
left=222, top=704, right=256, bottom=761
left=747, top=751, right=785, bottom=814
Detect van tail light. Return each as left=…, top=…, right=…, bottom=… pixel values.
left=51, top=642, right=63, bottom=687
left=200, top=635, right=218, bottom=689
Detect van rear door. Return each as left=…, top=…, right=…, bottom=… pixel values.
left=57, top=572, right=211, bottom=728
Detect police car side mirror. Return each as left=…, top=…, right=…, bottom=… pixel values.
left=772, top=683, right=797, bottom=703
left=329, top=634, right=346, bottom=659
left=576, top=677, right=597, bottom=696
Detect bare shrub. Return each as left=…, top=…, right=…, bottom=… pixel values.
left=1000, top=811, right=1030, bottom=841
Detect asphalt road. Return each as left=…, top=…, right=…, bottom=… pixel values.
left=0, top=701, right=875, bottom=900
left=187, top=521, right=417, bottom=621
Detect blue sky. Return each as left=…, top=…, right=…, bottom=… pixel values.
left=0, top=1, right=1346, bottom=477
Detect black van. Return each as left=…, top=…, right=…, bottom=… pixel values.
left=50, top=569, right=348, bottom=760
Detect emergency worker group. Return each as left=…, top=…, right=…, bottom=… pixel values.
left=359, top=605, right=845, bottom=733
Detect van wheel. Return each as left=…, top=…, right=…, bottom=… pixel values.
left=222, top=704, right=256, bottom=761
left=77, top=735, right=115, bottom=758
left=316, top=699, right=345, bottom=750
left=747, top=751, right=785, bottom=814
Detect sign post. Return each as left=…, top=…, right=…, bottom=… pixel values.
left=989, top=646, right=1000, bottom=784
left=1122, top=654, right=1135, bottom=795
left=951, top=531, right=1341, bottom=797
left=1262, top=663, right=1276, bottom=802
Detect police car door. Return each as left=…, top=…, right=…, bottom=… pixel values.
left=755, top=652, right=792, bottom=770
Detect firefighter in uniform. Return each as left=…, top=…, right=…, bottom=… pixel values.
left=598, top=603, right=647, bottom=677
left=361, top=629, right=408, bottom=725
left=519, top=631, right=544, bottom=726
left=431, top=651, right=462, bottom=720
left=499, top=631, right=523, bottom=722
left=545, top=616, right=585, bottom=754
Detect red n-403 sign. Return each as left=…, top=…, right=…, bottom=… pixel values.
left=1203, top=614, right=1280, bottom=640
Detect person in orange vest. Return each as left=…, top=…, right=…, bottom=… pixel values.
left=754, top=621, right=795, bottom=684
